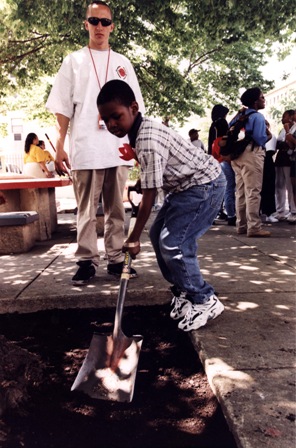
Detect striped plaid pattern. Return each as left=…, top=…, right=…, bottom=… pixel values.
left=135, top=118, right=221, bottom=193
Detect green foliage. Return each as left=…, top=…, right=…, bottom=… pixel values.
left=0, top=122, right=8, bottom=139
left=0, top=0, right=295, bottom=124
left=128, top=164, right=141, bottom=181
left=270, top=90, right=296, bottom=120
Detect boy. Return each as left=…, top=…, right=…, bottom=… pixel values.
left=97, top=80, right=226, bottom=332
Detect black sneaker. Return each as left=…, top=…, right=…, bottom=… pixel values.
left=217, top=211, right=228, bottom=220
left=107, top=262, right=138, bottom=278
left=72, top=260, right=96, bottom=285
left=227, top=216, right=237, bottom=226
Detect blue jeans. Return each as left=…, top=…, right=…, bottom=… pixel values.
left=149, top=171, right=226, bottom=304
left=221, top=161, right=236, bottom=218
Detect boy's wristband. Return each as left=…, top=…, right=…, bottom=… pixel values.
left=123, top=241, right=140, bottom=248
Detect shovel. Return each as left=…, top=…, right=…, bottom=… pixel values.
left=71, top=187, right=143, bottom=402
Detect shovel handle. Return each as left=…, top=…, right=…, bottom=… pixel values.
left=113, top=188, right=140, bottom=339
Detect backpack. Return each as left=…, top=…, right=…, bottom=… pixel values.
left=219, top=111, right=257, bottom=161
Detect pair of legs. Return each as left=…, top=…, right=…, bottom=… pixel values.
left=275, top=165, right=296, bottom=217
left=220, top=161, right=236, bottom=218
left=149, top=172, right=226, bottom=305
left=260, top=151, right=276, bottom=217
left=231, top=144, right=266, bottom=235
left=72, top=167, right=128, bottom=267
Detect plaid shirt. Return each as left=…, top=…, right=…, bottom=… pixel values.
left=135, top=117, right=221, bottom=193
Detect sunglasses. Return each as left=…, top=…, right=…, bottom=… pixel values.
left=87, top=17, right=112, bottom=27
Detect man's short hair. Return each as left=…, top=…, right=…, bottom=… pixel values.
left=97, top=80, right=136, bottom=108
left=240, top=87, right=261, bottom=108
left=86, top=1, right=113, bottom=19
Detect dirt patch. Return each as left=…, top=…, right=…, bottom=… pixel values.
left=0, top=305, right=237, bottom=448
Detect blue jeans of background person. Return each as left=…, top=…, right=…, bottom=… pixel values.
left=221, top=161, right=236, bottom=218
left=149, top=171, right=226, bottom=305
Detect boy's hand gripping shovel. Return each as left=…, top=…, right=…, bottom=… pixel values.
left=71, top=187, right=143, bottom=402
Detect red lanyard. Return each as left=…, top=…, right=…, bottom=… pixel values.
left=88, top=45, right=111, bottom=90
left=88, top=46, right=111, bottom=129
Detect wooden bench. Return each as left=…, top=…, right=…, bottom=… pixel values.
left=0, top=176, right=72, bottom=241
left=0, top=211, right=39, bottom=254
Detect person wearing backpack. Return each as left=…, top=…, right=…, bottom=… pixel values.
left=210, top=105, right=236, bottom=225
left=230, top=87, right=271, bottom=237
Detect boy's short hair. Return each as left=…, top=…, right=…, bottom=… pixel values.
left=240, top=87, right=261, bottom=108
left=97, top=80, right=136, bottom=108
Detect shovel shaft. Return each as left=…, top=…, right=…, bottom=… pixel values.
left=113, top=251, right=131, bottom=339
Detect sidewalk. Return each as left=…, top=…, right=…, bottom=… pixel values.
left=0, top=210, right=295, bottom=448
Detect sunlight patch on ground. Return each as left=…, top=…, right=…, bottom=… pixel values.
left=278, top=269, right=295, bottom=276
left=275, top=304, right=291, bottom=310
left=236, top=302, right=259, bottom=311
left=239, top=265, right=259, bottom=271
left=205, top=358, right=254, bottom=389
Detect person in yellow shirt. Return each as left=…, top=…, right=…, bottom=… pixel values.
left=23, top=133, right=54, bottom=178
left=38, top=140, right=55, bottom=174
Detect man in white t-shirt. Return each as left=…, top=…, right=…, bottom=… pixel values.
left=46, top=0, right=145, bottom=285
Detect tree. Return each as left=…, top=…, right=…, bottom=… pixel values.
left=0, top=0, right=295, bottom=123
left=269, top=90, right=296, bottom=121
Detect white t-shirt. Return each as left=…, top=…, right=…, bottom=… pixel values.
left=265, top=134, right=277, bottom=152
left=46, top=47, right=145, bottom=170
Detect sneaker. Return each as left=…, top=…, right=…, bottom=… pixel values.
left=178, top=295, right=224, bottom=332
left=287, top=213, right=296, bottom=224
left=247, top=229, right=271, bottom=237
left=72, top=260, right=96, bottom=285
left=217, top=211, right=228, bottom=220
left=227, top=216, right=237, bottom=226
left=266, top=215, right=279, bottom=223
left=274, top=214, right=287, bottom=221
left=170, top=290, right=192, bottom=320
left=107, top=262, right=138, bottom=278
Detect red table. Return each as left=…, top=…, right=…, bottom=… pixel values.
left=0, top=177, right=72, bottom=240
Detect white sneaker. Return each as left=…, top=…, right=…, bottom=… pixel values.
left=266, top=215, right=279, bottom=223
left=274, top=214, right=287, bottom=221
left=170, top=292, right=192, bottom=320
left=178, top=295, right=224, bottom=332
left=287, top=213, right=296, bottom=223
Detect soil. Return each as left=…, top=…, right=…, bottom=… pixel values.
left=0, top=305, right=237, bottom=448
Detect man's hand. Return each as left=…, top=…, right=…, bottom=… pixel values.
left=119, top=143, right=136, bottom=161
left=55, top=147, right=71, bottom=176
left=54, top=113, right=71, bottom=176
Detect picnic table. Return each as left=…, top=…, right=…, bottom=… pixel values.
left=0, top=175, right=72, bottom=241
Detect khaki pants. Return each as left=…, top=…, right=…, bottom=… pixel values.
left=72, top=167, right=129, bottom=266
left=231, top=144, right=265, bottom=234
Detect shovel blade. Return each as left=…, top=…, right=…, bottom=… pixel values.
left=71, top=333, right=143, bottom=402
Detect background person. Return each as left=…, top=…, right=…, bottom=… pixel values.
left=283, top=109, right=296, bottom=223
left=208, top=104, right=229, bottom=155
left=230, top=88, right=271, bottom=237
left=22, top=133, right=54, bottom=178
left=188, top=129, right=205, bottom=152
left=211, top=107, right=236, bottom=226
left=260, top=121, right=277, bottom=222
left=274, top=110, right=296, bottom=222
left=38, top=140, right=55, bottom=174
left=46, top=0, right=145, bottom=285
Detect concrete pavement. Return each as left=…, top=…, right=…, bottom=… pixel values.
left=0, top=209, right=295, bottom=448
